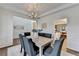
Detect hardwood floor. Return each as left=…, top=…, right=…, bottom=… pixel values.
left=0, top=38, right=20, bottom=56
left=0, top=48, right=7, bottom=56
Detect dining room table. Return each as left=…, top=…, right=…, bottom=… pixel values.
left=27, top=36, right=53, bottom=56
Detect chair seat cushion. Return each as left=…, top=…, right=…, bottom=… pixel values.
left=32, top=42, right=39, bottom=52
left=44, top=46, right=53, bottom=56
left=50, top=40, right=61, bottom=56
left=44, top=40, right=61, bottom=56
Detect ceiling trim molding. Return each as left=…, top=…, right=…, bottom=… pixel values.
left=0, top=6, right=34, bottom=19
left=39, top=4, right=77, bottom=19
left=1, top=6, right=29, bottom=16
left=0, top=4, right=78, bottom=20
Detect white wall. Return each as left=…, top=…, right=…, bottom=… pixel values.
left=13, top=16, right=33, bottom=38
left=0, top=8, right=34, bottom=48
left=0, top=9, right=13, bottom=48
left=38, top=5, right=79, bottom=52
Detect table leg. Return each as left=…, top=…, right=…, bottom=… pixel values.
left=39, top=46, right=43, bottom=56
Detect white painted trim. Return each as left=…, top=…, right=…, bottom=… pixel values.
left=39, top=4, right=77, bottom=18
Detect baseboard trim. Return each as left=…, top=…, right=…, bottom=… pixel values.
left=67, top=48, right=79, bottom=56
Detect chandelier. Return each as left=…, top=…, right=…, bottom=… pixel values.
left=26, top=4, right=39, bottom=20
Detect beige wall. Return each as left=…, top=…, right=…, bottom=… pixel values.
left=13, top=16, right=33, bottom=38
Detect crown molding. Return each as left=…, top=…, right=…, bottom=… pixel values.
left=0, top=4, right=78, bottom=20
left=1, top=6, right=29, bottom=15
left=39, top=4, right=77, bottom=18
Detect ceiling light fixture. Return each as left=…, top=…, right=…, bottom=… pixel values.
left=26, top=3, right=40, bottom=20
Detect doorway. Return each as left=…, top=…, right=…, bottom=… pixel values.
left=54, top=18, right=67, bottom=51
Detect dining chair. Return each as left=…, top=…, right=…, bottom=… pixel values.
left=19, top=34, right=25, bottom=53
left=23, top=37, right=39, bottom=56
left=43, top=36, right=65, bottom=56
left=24, top=32, right=31, bottom=37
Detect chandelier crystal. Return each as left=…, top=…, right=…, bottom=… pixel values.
left=26, top=3, right=39, bottom=19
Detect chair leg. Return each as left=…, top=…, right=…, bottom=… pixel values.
left=24, top=51, right=26, bottom=56
left=20, top=46, right=22, bottom=53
